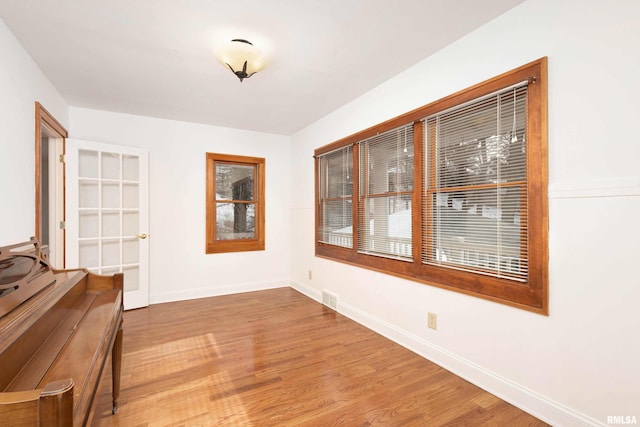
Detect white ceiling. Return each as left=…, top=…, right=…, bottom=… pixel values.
left=0, top=0, right=525, bottom=135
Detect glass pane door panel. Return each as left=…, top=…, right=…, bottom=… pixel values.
left=102, top=182, right=120, bottom=208
left=123, top=184, right=139, bottom=209
left=79, top=211, right=99, bottom=238
left=79, top=240, right=99, bottom=268
left=101, top=152, right=120, bottom=179
left=123, top=211, right=139, bottom=236
left=79, top=181, right=99, bottom=208
left=102, top=211, right=120, bottom=237
left=123, top=266, right=139, bottom=292
left=123, top=238, right=139, bottom=264
left=101, top=239, right=120, bottom=266
left=79, top=150, right=98, bottom=178
left=123, top=155, right=139, bottom=181
left=102, top=267, right=121, bottom=276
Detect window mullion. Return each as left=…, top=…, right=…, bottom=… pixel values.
left=211, top=158, right=218, bottom=242
left=352, top=143, right=360, bottom=252
left=413, top=121, right=423, bottom=266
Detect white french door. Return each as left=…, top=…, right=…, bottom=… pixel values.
left=65, top=139, right=149, bottom=309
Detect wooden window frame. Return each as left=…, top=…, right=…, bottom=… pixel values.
left=314, top=58, right=548, bottom=314
left=206, top=153, right=265, bottom=254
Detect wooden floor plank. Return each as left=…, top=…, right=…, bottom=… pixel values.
left=92, top=288, right=547, bottom=426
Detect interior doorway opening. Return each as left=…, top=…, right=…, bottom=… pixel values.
left=35, top=102, right=67, bottom=268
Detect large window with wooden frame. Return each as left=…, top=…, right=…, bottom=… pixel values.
left=315, top=58, right=548, bottom=313
left=206, top=153, right=265, bottom=253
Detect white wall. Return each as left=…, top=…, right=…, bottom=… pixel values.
left=69, top=107, right=291, bottom=303
left=290, top=0, right=640, bottom=426
left=0, top=18, right=68, bottom=245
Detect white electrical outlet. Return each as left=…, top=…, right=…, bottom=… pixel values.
left=428, top=312, right=437, bottom=330
left=308, top=270, right=312, bottom=280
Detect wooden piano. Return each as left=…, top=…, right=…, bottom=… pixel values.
left=0, top=238, right=123, bottom=426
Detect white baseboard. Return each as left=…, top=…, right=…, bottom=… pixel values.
left=290, top=280, right=604, bottom=427
left=291, top=280, right=322, bottom=302
left=149, top=279, right=289, bottom=305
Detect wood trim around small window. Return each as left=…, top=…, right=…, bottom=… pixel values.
left=206, top=153, right=265, bottom=254
left=314, top=58, right=548, bottom=314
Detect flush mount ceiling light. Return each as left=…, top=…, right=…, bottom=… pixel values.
left=214, top=39, right=268, bottom=82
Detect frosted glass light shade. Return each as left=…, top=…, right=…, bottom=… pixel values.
left=215, top=39, right=268, bottom=82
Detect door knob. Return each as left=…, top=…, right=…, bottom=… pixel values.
left=136, top=233, right=148, bottom=239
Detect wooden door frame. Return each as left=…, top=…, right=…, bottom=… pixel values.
left=35, top=102, right=68, bottom=263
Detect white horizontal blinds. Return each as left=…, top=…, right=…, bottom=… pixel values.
left=358, top=124, right=414, bottom=261
left=318, top=146, right=353, bottom=248
left=423, top=83, right=529, bottom=281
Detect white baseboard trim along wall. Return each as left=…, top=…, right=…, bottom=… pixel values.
left=150, top=279, right=290, bottom=305
left=290, top=280, right=605, bottom=427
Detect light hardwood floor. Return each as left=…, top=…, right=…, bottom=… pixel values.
left=92, top=287, right=547, bottom=426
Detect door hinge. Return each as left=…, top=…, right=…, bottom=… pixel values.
left=59, top=221, right=66, bottom=230
left=59, top=154, right=66, bottom=164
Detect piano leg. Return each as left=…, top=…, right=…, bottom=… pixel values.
left=111, top=320, right=123, bottom=414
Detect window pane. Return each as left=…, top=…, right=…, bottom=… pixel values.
left=318, top=146, right=353, bottom=247
left=324, top=149, right=353, bottom=198
left=362, top=126, right=414, bottom=195
left=319, top=199, right=352, bottom=248
left=216, top=164, right=254, bottom=201
left=424, top=83, right=529, bottom=282
left=358, top=195, right=412, bottom=260
left=216, top=202, right=255, bottom=240
left=358, top=124, right=413, bottom=260
left=428, top=86, right=527, bottom=188
left=424, top=187, right=527, bottom=280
